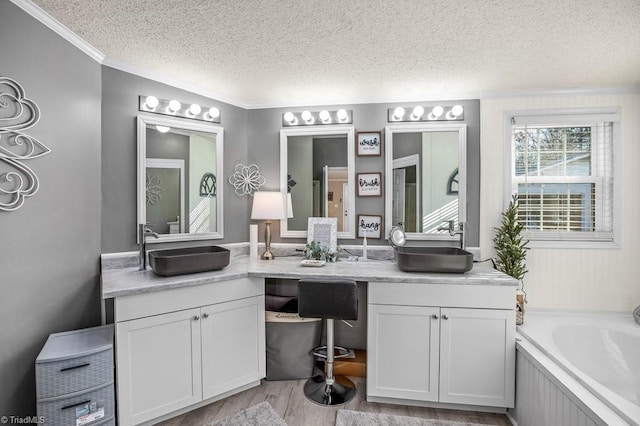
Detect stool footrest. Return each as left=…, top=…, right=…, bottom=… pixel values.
left=311, top=345, right=351, bottom=359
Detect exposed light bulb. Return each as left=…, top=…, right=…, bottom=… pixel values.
left=207, top=107, right=220, bottom=120
left=336, top=109, right=348, bottom=121
left=188, top=103, right=202, bottom=116
left=411, top=106, right=424, bottom=120
left=450, top=104, right=464, bottom=117
left=301, top=110, right=313, bottom=123
left=393, top=107, right=405, bottom=120
left=430, top=106, right=444, bottom=119
left=167, top=100, right=181, bottom=113
left=283, top=112, right=295, bottom=123
left=144, top=96, right=159, bottom=110
left=319, top=110, right=331, bottom=123
left=156, top=125, right=171, bottom=133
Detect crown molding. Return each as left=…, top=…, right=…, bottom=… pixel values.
left=480, top=85, right=640, bottom=100
left=10, top=0, right=105, bottom=63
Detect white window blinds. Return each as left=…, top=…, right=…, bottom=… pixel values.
left=510, top=110, right=617, bottom=242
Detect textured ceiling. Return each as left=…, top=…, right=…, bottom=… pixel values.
left=30, top=0, right=640, bottom=108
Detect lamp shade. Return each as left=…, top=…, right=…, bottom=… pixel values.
left=251, top=191, right=286, bottom=220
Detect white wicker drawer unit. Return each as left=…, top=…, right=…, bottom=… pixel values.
left=36, top=324, right=115, bottom=426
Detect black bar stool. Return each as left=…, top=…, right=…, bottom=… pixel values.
left=297, top=279, right=358, bottom=406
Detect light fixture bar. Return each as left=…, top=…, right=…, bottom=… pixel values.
left=282, top=109, right=352, bottom=127
left=139, top=95, right=221, bottom=123
left=387, top=105, right=464, bottom=122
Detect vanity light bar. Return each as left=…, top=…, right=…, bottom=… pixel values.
left=139, top=95, right=221, bottom=123
left=387, top=105, right=464, bottom=122
left=282, top=109, right=352, bottom=127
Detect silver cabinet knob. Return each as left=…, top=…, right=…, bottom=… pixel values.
left=193, top=315, right=200, bottom=321
left=442, top=315, right=449, bottom=320
left=203, top=313, right=209, bottom=319
left=432, top=314, right=439, bottom=319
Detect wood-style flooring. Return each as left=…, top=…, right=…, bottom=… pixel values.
left=157, top=377, right=512, bottom=426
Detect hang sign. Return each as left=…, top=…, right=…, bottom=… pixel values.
left=358, top=215, right=382, bottom=238
left=360, top=219, right=380, bottom=232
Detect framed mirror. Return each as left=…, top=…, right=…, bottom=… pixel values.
left=384, top=123, right=466, bottom=241
left=137, top=114, right=224, bottom=242
left=279, top=126, right=356, bottom=239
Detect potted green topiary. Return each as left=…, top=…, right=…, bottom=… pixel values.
left=493, top=194, right=529, bottom=325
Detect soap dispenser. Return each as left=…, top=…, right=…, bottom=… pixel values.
left=361, top=235, right=368, bottom=261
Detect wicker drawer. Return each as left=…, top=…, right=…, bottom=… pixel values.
left=37, top=382, right=115, bottom=426
left=36, top=349, right=113, bottom=399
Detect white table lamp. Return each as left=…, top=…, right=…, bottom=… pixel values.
left=251, top=192, right=286, bottom=260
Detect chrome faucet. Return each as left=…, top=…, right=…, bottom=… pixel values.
left=438, top=220, right=466, bottom=250
left=138, top=223, right=159, bottom=271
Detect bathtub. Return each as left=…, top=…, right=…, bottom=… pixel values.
left=512, top=311, right=640, bottom=426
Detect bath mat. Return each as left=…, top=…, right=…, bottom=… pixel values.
left=336, top=409, right=488, bottom=426
left=206, top=401, right=287, bottom=426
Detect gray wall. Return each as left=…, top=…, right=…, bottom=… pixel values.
left=0, top=2, right=102, bottom=414
left=248, top=100, right=481, bottom=246
left=0, top=2, right=481, bottom=415
left=101, top=67, right=250, bottom=252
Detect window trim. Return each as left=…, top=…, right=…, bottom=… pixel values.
left=503, top=107, right=622, bottom=249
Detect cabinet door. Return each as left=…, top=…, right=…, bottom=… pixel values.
left=367, top=304, right=440, bottom=402
left=116, top=308, right=202, bottom=426
left=439, top=307, right=515, bottom=407
left=201, top=296, right=265, bottom=400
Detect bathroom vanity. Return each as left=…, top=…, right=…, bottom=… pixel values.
left=102, top=254, right=517, bottom=425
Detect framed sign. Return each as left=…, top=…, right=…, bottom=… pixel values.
left=307, top=217, right=338, bottom=252
left=356, top=131, right=382, bottom=156
left=358, top=215, right=383, bottom=239
left=357, top=172, right=382, bottom=197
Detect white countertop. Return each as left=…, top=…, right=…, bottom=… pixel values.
left=101, top=255, right=518, bottom=299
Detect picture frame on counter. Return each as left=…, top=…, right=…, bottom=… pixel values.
left=356, top=131, right=382, bottom=156
left=307, top=217, right=338, bottom=252
left=358, top=214, right=383, bottom=239
left=357, top=172, right=382, bottom=197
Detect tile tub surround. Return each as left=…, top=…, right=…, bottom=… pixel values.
left=101, top=253, right=517, bottom=299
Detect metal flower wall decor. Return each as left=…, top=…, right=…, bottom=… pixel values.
left=0, top=77, right=51, bottom=211
left=145, top=172, right=163, bottom=205
left=228, top=163, right=265, bottom=196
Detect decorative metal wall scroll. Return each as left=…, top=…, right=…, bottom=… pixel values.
left=146, top=172, right=163, bottom=205
left=287, top=174, right=297, bottom=193
left=228, top=163, right=265, bottom=196
left=200, top=172, right=217, bottom=197
left=0, top=77, right=51, bottom=211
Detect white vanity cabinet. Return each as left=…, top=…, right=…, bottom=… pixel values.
left=113, top=278, right=265, bottom=426
left=367, top=282, right=515, bottom=410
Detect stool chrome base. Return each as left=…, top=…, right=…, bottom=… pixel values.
left=303, top=374, right=357, bottom=406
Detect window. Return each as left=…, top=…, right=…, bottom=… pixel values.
left=507, top=108, right=619, bottom=246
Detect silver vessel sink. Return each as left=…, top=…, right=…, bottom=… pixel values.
left=396, top=247, right=473, bottom=273
left=148, top=246, right=230, bottom=276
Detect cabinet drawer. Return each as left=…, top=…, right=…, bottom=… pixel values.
left=36, top=349, right=113, bottom=399
left=115, top=277, right=264, bottom=321
left=37, top=382, right=115, bottom=426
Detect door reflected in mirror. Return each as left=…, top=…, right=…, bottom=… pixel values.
left=280, top=126, right=355, bottom=239
left=137, top=115, right=224, bottom=242
left=385, top=124, right=466, bottom=241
